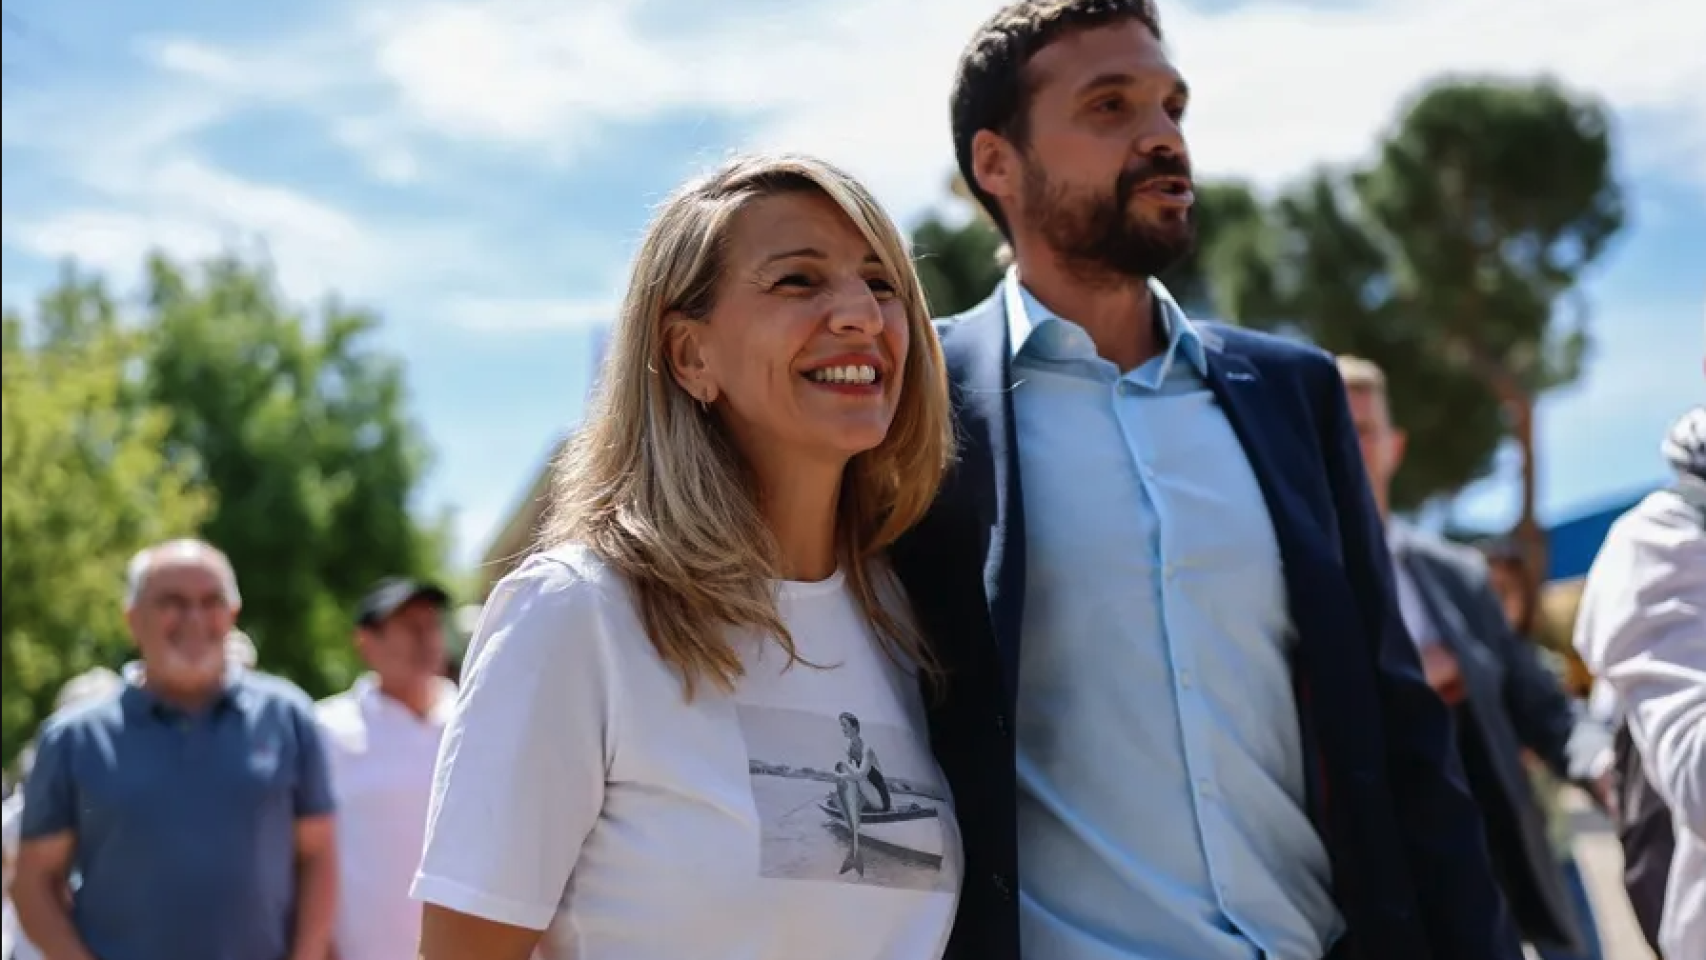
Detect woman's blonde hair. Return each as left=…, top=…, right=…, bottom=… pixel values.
left=539, top=153, right=955, bottom=697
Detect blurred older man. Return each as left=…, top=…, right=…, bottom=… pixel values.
left=317, top=578, right=455, bottom=960
left=12, top=538, right=338, bottom=960
left=1339, top=356, right=1612, bottom=958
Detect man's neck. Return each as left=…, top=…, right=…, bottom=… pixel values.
left=1012, top=241, right=1160, bottom=372
left=377, top=676, right=443, bottom=720
left=142, top=673, right=224, bottom=714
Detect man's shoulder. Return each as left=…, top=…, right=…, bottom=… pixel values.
left=1600, top=486, right=1706, bottom=568
left=35, top=690, right=127, bottom=744
left=236, top=669, right=318, bottom=719
left=1200, top=321, right=1334, bottom=373
left=313, top=688, right=363, bottom=733
left=931, top=294, right=1001, bottom=350
left=1396, top=524, right=1490, bottom=586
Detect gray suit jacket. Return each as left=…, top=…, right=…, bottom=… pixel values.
left=1391, top=524, right=1611, bottom=952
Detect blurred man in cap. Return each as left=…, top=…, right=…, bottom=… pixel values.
left=316, top=578, right=456, bottom=960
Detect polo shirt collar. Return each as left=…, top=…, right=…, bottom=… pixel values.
left=121, top=659, right=247, bottom=719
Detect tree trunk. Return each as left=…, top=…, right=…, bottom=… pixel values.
left=1501, top=383, right=1547, bottom=636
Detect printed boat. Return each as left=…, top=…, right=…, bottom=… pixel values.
left=820, top=794, right=945, bottom=869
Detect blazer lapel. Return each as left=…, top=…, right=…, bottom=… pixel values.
left=1205, top=346, right=1336, bottom=823
left=1206, top=351, right=1320, bottom=561
left=943, top=295, right=1027, bottom=701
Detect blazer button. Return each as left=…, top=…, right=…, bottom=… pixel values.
left=994, top=713, right=1010, bottom=737
left=992, top=873, right=1013, bottom=899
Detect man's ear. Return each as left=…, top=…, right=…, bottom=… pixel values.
left=1387, top=427, right=1409, bottom=476
left=971, top=128, right=1020, bottom=215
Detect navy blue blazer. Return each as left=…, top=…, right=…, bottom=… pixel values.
left=891, top=291, right=1524, bottom=960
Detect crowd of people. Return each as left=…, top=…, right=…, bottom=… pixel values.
left=2, top=1, right=1701, bottom=959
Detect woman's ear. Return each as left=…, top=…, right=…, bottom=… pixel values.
left=663, top=311, right=716, bottom=405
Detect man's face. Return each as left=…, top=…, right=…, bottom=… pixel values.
left=1346, top=385, right=1407, bottom=508
left=359, top=598, right=447, bottom=689
left=986, top=20, right=1196, bottom=279
left=126, top=560, right=236, bottom=693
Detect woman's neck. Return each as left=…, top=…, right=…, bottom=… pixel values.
left=756, top=457, right=844, bottom=582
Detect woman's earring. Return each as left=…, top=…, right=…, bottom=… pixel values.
left=697, top=389, right=713, bottom=413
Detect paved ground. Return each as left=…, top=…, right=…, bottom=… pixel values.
left=1561, top=791, right=1657, bottom=960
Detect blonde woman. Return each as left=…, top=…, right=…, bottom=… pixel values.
left=414, top=154, right=960, bottom=960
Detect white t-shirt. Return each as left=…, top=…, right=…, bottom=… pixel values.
left=317, top=675, right=456, bottom=960
left=411, top=545, right=962, bottom=960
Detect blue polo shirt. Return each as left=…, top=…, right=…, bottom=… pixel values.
left=20, top=666, right=335, bottom=960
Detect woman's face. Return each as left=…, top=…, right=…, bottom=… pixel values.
left=669, top=190, right=910, bottom=477
left=840, top=715, right=856, bottom=737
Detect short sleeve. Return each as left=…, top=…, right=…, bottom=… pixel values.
left=410, top=555, right=615, bottom=932
left=292, top=699, right=337, bottom=819
left=18, top=722, right=77, bottom=840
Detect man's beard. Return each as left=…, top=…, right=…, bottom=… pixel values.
left=1022, top=155, right=1196, bottom=282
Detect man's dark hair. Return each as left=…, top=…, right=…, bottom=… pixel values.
left=950, top=0, right=1164, bottom=239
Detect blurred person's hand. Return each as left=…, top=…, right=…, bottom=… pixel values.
left=1420, top=644, right=1467, bottom=705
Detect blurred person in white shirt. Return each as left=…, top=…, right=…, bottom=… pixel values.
left=1574, top=404, right=1706, bottom=960
left=316, top=579, right=455, bottom=960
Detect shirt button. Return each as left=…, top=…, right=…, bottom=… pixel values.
left=1178, top=671, right=1193, bottom=688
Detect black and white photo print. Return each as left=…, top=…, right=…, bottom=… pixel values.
left=738, top=704, right=954, bottom=892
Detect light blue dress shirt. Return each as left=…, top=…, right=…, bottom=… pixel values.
left=1006, top=270, right=1345, bottom=960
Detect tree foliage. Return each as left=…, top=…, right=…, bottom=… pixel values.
left=2, top=252, right=445, bottom=762
left=1222, top=78, right=1623, bottom=523
left=137, top=253, right=448, bottom=697
left=912, top=210, right=1005, bottom=317
left=1, top=273, right=209, bottom=764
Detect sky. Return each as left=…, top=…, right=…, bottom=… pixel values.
left=3, top=0, right=1703, bottom=573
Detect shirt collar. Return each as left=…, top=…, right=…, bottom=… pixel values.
left=121, top=659, right=246, bottom=719
left=1002, top=266, right=1210, bottom=378
left=354, top=672, right=458, bottom=726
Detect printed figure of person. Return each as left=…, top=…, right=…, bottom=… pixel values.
left=832, top=711, right=893, bottom=877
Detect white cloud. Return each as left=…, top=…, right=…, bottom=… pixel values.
left=330, top=116, right=424, bottom=185
left=362, top=0, right=1706, bottom=213
left=3, top=210, right=225, bottom=288
left=142, top=38, right=243, bottom=84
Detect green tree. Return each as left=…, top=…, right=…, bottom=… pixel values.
left=137, top=252, right=449, bottom=698
left=1, top=273, right=209, bottom=764
left=912, top=211, right=1006, bottom=317
left=1158, top=180, right=1269, bottom=320
left=1229, top=173, right=1511, bottom=511
left=1224, top=78, right=1623, bottom=608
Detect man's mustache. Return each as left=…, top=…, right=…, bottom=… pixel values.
left=1116, top=155, right=1193, bottom=199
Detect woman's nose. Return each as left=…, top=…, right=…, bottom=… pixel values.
left=828, top=281, right=884, bottom=335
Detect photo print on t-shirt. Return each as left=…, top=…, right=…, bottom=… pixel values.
left=738, top=703, right=954, bottom=892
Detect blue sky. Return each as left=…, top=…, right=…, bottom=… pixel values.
left=3, top=0, right=1702, bottom=573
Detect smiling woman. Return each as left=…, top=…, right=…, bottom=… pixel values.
left=412, top=153, right=962, bottom=960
